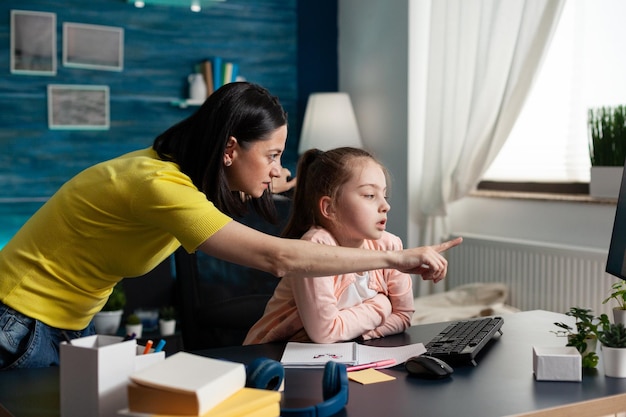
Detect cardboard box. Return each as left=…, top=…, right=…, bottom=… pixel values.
left=533, top=346, right=582, bottom=382
left=60, top=335, right=165, bottom=417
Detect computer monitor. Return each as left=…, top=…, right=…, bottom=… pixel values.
left=606, top=159, right=626, bottom=280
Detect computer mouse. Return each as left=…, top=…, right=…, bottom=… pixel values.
left=405, top=355, right=454, bottom=379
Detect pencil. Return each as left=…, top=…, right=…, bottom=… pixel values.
left=154, top=339, right=166, bottom=353
left=143, top=340, right=153, bottom=355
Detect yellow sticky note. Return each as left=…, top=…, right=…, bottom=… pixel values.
left=348, top=368, right=396, bottom=384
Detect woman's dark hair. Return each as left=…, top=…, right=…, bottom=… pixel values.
left=153, top=82, right=287, bottom=220
left=282, top=147, right=388, bottom=239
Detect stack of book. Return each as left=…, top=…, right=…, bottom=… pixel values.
left=121, top=352, right=280, bottom=417
left=199, top=57, right=239, bottom=98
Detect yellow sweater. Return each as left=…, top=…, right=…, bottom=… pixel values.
left=0, top=148, right=231, bottom=330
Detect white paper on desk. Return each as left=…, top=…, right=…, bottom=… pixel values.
left=356, top=343, right=427, bottom=368
left=280, top=341, right=426, bottom=368
left=280, top=342, right=358, bottom=367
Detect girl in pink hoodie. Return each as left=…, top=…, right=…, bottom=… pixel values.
left=245, top=147, right=418, bottom=344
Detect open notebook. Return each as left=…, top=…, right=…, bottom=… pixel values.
left=280, top=341, right=426, bottom=368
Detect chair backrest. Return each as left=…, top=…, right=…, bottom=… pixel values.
left=122, top=258, right=176, bottom=321
left=174, top=248, right=278, bottom=350
left=173, top=197, right=291, bottom=350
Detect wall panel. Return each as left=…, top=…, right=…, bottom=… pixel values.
left=0, top=0, right=297, bottom=199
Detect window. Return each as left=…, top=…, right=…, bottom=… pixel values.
left=482, top=0, right=626, bottom=184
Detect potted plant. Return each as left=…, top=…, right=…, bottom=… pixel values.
left=588, top=104, right=626, bottom=198
left=125, top=313, right=143, bottom=339
left=552, top=307, right=600, bottom=368
left=597, top=315, right=626, bottom=378
left=602, top=281, right=626, bottom=324
left=93, top=283, right=126, bottom=335
left=159, top=305, right=177, bottom=336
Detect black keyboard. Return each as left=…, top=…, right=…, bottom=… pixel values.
left=424, top=316, right=504, bottom=366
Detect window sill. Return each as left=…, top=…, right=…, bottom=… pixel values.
left=474, top=180, right=616, bottom=205
left=469, top=189, right=616, bottom=205
left=469, top=190, right=617, bottom=205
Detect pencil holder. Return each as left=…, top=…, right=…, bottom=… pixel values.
left=60, top=335, right=137, bottom=417
left=135, top=345, right=165, bottom=371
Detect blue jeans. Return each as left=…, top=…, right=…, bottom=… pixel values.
left=0, top=301, right=95, bottom=369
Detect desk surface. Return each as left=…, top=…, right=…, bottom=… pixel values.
left=2, top=310, right=626, bottom=417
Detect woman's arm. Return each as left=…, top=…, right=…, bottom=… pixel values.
left=197, top=220, right=462, bottom=279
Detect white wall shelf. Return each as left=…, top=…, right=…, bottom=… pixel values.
left=170, top=98, right=204, bottom=108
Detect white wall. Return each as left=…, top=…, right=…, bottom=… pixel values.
left=339, top=0, right=617, bottom=254
left=449, top=197, right=615, bottom=251
left=338, top=0, right=409, bottom=242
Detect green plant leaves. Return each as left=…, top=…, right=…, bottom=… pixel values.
left=588, top=105, right=626, bottom=166
left=102, top=283, right=126, bottom=311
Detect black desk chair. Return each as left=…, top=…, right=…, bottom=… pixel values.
left=173, top=248, right=278, bottom=350
left=173, top=196, right=291, bottom=350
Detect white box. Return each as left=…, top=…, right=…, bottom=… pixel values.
left=134, top=345, right=165, bottom=371
left=60, top=335, right=165, bottom=417
left=533, top=346, right=582, bottom=382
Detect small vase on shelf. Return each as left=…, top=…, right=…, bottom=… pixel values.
left=159, top=306, right=177, bottom=336
left=125, top=313, right=143, bottom=339
left=93, top=310, right=123, bottom=335
left=93, top=283, right=126, bottom=335
left=188, top=73, right=207, bottom=103
left=159, top=319, right=176, bottom=336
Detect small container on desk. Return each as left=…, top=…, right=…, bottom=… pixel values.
left=60, top=335, right=164, bottom=417
left=137, top=330, right=184, bottom=357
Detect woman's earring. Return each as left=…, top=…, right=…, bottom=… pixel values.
left=224, top=159, right=232, bottom=167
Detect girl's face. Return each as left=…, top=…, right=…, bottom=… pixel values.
left=325, top=158, right=391, bottom=248
left=225, top=125, right=287, bottom=198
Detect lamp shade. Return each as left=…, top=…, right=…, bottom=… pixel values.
left=298, top=92, right=363, bottom=154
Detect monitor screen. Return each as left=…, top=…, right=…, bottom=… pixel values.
left=606, top=159, right=626, bottom=280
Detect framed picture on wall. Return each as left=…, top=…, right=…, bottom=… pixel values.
left=10, top=10, right=56, bottom=75
left=47, top=85, right=110, bottom=130
left=63, top=23, right=124, bottom=71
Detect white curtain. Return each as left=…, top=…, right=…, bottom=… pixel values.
left=407, top=0, right=564, bottom=296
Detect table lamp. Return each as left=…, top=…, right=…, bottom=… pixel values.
left=298, top=92, right=363, bottom=154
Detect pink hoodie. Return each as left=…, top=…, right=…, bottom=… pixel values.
left=243, top=227, right=414, bottom=345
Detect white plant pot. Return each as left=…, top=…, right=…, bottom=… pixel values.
left=613, top=308, right=626, bottom=325
left=93, top=310, right=123, bottom=335
left=159, top=319, right=176, bottom=336
left=602, top=344, right=626, bottom=378
left=125, top=323, right=143, bottom=339
left=590, top=166, right=624, bottom=199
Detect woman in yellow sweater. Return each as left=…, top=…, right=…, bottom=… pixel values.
left=0, top=82, right=461, bottom=369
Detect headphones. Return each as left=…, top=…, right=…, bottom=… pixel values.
left=246, top=357, right=349, bottom=417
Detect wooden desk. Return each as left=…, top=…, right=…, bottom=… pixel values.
left=2, top=310, right=626, bottom=417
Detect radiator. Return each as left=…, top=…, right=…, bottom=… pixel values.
left=446, top=233, right=618, bottom=316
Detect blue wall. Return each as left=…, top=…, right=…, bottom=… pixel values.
left=297, top=0, right=338, bottom=130
left=1, top=0, right=344, bottom=248
left=0, top=0, right=300, bottom=201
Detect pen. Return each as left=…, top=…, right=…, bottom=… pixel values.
left=153, top=339, right=166, bottom=353
left=123, top=333, right=137, bottom=342
left=143, top=340, right=153, bottom=355
left=346, top=359, right=396, bottom=372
